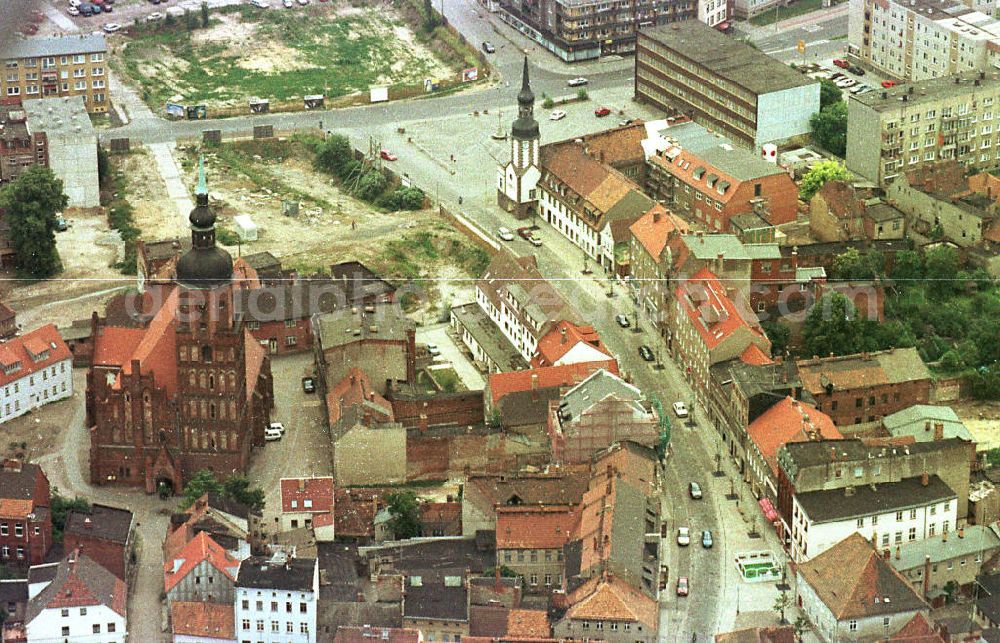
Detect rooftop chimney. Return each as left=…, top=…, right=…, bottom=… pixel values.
left=653, top=208, right=662, bottom=223
left=921, top=472, right=929, bottom=487
left=934, top=423, right=944, bottom=441
left=561, top=327, right=568, bottom=344
left=925, top=420, right=932, bottom=432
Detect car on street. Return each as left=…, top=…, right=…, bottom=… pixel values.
left=517, top=227, right=534, bottom=240
left=20, top=23, right=39, bottom=34
left=69, top=0, right=82, bottom=7
left=850, top=84, right=868, bottom=94
left=102, top=22, right=120, bottom=32
left=283, top=0, right=293, bottom=7
left=527, top=235, right=542, bottom=247
left=638, top=345, right=654, bottom=362
left=702, top=529, right=713, bottom=548
left=615, top=313, right=629, bottom=328
left=567, top=77, right=588, bottom=87
left=849, top=65, right=866, bottom=75
left=497, top=227, right=514, bottom=242
left=265, top=428, right=282, bottom=441
left=833, top=59, right=849, bottom=69
left=689, top=482, right=702, bottom=499
left=677, top=527, right=690, bottom=546
left=269, top=421, right=286, bottom=435
left=594, top=107, right=611, bottom=117
left=672, top=401, right=688, bottom=417
left=676, top=576, right=689, bottom=596
left=102, top=4, right=113, bottom=11
left=482, top=41, right=496, bottom=53
left=881, top=79, right=896, bottom=88
left=549, top=110, right=566, bottom=121
left=250, top=0, right=269, bottom=7
left=146, top=11, right=164, bottom=20
left=55, top=216, right=68, bottom=232
left=426, top=343, right=441, bottom=357
left=297, top=0, right=309, bottom=5
left=301, top=377, right=316, bottom=393
left=67, top=6, right=80, bottom=14
left=836, top=77, right=856, bottom=88
left=379, top=149, right=397, bottom=161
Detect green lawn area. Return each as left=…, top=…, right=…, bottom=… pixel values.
left=748, top=0, right=827, bottom=26
left=117, top=5, right=458, bottom=111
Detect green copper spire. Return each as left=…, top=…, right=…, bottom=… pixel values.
left=196, top=155, right=207, bottom=196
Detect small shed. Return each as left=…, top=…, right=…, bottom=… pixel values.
left=234, top=215, right=258, bottom=241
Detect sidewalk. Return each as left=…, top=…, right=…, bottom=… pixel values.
left=741, top=2, right=849, bottom=38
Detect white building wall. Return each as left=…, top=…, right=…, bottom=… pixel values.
left=234, top=565, right=318, bottom=643
left=475, top=284, right=540, bottom=363
left=0, top=358, right=73, bottom=424
left=538, top=189, right=600, bottom=260
left=797, top=575, right=924, bottom=643
left=755, top=84, right=820, bottom=148
left=27, top=604, right=126, bottom=643
left=697, top=0, right=727, bottom=26
left=174, top=634, right=236, bottom=643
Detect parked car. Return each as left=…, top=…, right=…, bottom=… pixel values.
left=676, top=576, right=689, bottom=596
left=497, top=227, right=514, bottom=242
left=145, top=11, right=164, bottom=20
left=833, top=59, right=850, bottom=69
left=689, top=482, right=702, bottom=499
left=849, top=65, right=866, bottom=75
left=265, top=427, right=282, bottom=441
left=269, top=422, right=286, bottom=435
left=301, top=377, right=316, bottom=393
left=102, top=22, right=120, bottom=32
left=527, top=235, right=542, bottom=247
left=594, top=107, right=611, bottom=117
left=638, top=345, right=654, bottom=362
left=79, top=3, right=95, bottom=16
left=676, top=527, right=690, bottom=546
left=426, top=343, right=441, bottom=357
left=250, top=0, right=269, bottom=7
left=517, top=227, right=534, bottom=240
left=379, top=149, right=397, bottom=161
left=101, top=4, right=113, bottom=12
left=836, top=77, right=856, bottom=88
left=702, top=529, right=713, bottom=548
left=567, top=77, right=588, bottom=87
left=829, top=71, right=844, bottom=80
left=482, top=41, right=496, bottom=53
left=672, top=401, right=688, bottom=418
left=67, top=6, right=80, bottom=15
left=55, top=216, right=68, bottom=232
left=297, top=0, right=309, bottom=5
left=615, top=313, right=629, bottom=328
left=850, top=84, right=868, bottom=94
left=19, top=23, right=39, bottom=34
left=69, top=0, right=82, bottom=7
left=881, top=79, right=896, bottom=88
left=283, top=0, right=293, bottom=7
left=549, top=110, right=566, bottom=121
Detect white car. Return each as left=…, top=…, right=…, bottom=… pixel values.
left=672, top=401, right=688, bottom=418
left=426, top=343, right=441, bottom=357
left=67, top=6, right=80, bottom=14
left=497, top=227, right=514, bottom=242
left=297, top=0, right=308, bottom=5
left=103, top=23, right=121, bottom=32
left=836, top=77, right=857, bottom=88
left=549, top=110, right=566, bottom=121
left=264, top=428, right=282, bottom=441
left=269, top=421, right=286, bottom=435
left=567, top=77, right=588, bottom=87
left=677, top=527, right=691, bottom=546
left=145, top=11, right=163, bottom=20
left=250, top=0, right=269, bottom=7
left=850, top=84, right=868, bottom=94
left=282, top=0, right=292, bottom=6
left=69, top=0, right=81, bottom=7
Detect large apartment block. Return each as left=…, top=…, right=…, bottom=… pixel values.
left=0, top=35, right=109, bottom=114
left=635, top=20, right=819, bottom=150
left=849, top=0, right=1000, bottom=82
left=846, top=71, right=1000, bottom=186
left=497, top=0, right=706, bottom=62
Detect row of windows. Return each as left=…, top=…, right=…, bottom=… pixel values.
left=240, top=619, right=310, bottom=633
left=4, top=67, right=104, bottom=83
left=5, top=54, right=104, bottom=68
left=240, top=599, right=309, bottom=613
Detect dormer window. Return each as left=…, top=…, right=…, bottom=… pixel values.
left=1, top=362, right=19, bottom=376
left=693, top=167, right=706, bottom=180
left=706, top=174, right=718, bottom=188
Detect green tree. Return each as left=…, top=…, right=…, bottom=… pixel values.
left=971, top=363, right=1000, bottom=400
left=385, top=491, right=422, bottom=540
left=200, top=1, right=209, bottom=27
left=799, top=159, right=850, bottom=202
left=890, top=250, right=923, bottom=284
left=314, top=134, right=353, bottom=177
left=185, top=9, right=199, bottom=31
left=51, top=489, right=90, bottom=542
left=819, top=79, right=843, bottom=110
left=810, top=101, right=848, bottom=157
left=832, top=248, right=883, bottom=281
left=180, top=469, right=223, bottom=508
left=97, top=145, right=110, bottom=183
left=576, top=88, right=588, bottom=101
left=793, top=616, right=810, bottom=641
left=802, top=293, right=863, bottom=357
left=0, top=166, right=66, bottom=278
left=924, top=245, right=960, bottom=297
left=223, top=475, right=265, bottom=511
left=354, top=170, right=388, bottom=202
left=761, top=320, right=791, bottom=356
left=774, top=590, right=791, bottom=625
left=164, top=11, right=176, bottom=26
left=541, top=95, right=555, bottom=110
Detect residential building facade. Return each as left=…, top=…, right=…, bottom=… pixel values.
left=0, top=460, right=51, bottom=567
left=0, top=324, right=72, bottom=425
left=171, top=600, right=237, bottom=643
left=234, top=555, right=319, bottom=643
left=890, top=525, right=1000, bottom=600
left=0, top=100, right=46, bottom=188
left=628, top=205, right=689, bottom=322
left=636, top=21, right=819, bottom=150
left=279, top=477, right=334, bottom=531
left=163, top=531, right=239, bottom=607
left=0, top=35, right=109, bottom=113
left=496, top=506, right=575, bottom=592
left=62, top=504, right=133, bottom=580
left=810, top=180, right=906, bottom=243
left=552, top=575, right=658, bottom=642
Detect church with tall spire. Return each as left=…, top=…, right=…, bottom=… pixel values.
left=85, top=158, right=274, bottom=495
left=497, top=56, right=541, bottom=219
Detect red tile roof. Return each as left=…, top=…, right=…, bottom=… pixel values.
left=326, top=367, right=393, bottom=426
left=280, top=477, right=334, bottom=515
left=747, top=397, right=842, bottom=478
left=163, top=531, right=239, bottom=593
left=496, top=505, right=577, bottom=549
left=675, top=268, right=770, bottom=352
left=170, top=601, right=236, bottom=640
left=488, top=359, right=619, bottom=405
left=740, top=343, right=774, bottom=366
left=629, top=204, right=689, bottom=264
left=889, top=613, right=943, bottom=642
left=335, top=626, right=422, bottom=643
left=28, top=552, right=126, bottom=622
left=0, top=499, right=33, bottom=520
left=564, top=574, right=657, bottom=629
left=91, top=327, right=145, bottom=367
left=243, top=327, right=266, bottom=401
left=0, top=324, right=72, bottom=388
left=507, top=609, right=551, bottom=638
left=531, top=321, right=611, bottom=368
left=333, top=488, right=385, bottom=538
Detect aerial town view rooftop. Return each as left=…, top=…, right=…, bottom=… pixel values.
left=0, top=0, right=999, bottom=639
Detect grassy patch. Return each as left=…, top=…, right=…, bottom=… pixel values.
left=103, top=153, right=141, bottom=275
left=749, top=0, right=827, bottom=26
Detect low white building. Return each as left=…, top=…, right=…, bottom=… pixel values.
left=0, top=324, right=73, bottom=424
left=790, top=474, right=958, bottom=564
left=797, top=533, right=929, bottom=642
left=22, top=96, right=99, bottom=208
left=234, top=554, right=318, bottom=643
left=26, top=551, right=128, bottom=643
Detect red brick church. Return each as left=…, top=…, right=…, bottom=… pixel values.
left=86, top=160, right=274, bottom=494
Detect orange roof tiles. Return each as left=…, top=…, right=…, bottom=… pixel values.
left=280, top=476, right=334, bottom=514
left=243, top=328, right=266, bottom=401
left=675, top=268, right=770, bottom=352
left=747, top=397, right=842, bottom=477
left=326, top=367, right=393, bottom=426
left=506, top=609, right=551, bottom=638
left=163, top=531, right=239, bottom=593
left=92, top=327, right=146, bottom=367
left=0, top=498, right=33, bottom=519
left=531, top=321, right=611, bottom=368
left=488, top=359, right=619, bottom=405
left=171, top=601, right=236, bottom=640
left=629, top=204, right=689, bottom=264
left=564, top=575, right=657, bottom=629
left=889, top=613, right=943, bottom=642
left=495, top=505, right=577, bottom=550
left=740, top=343, right=774, bottom=366
left=0, top=324, right=72, bottom=388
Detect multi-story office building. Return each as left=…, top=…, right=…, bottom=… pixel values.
left=635, top=20, right=819, bottom=150
left=849, top=0, right=1000, bottom=82
left=0, top=35, right=109, bottom=114
left=846, top=71, right=1000, bottom=186
left=497, top=0, right=703, bottom=61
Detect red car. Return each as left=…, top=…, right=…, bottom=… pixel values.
left=379, top=149, right=397, bottom=161
left=594, top=107, right=611, bottom=117
left=516, top=227, right=533, bottom=240
left=19, top=23, right=38, bottom=35
left=676, top=577, right=689, bottom=596
left=833, top=59, right=850, bottom=69
left=881, top=80, right=896, bottom=89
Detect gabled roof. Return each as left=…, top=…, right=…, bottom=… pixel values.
left=487, top=359, right=619, bottom=405
left=163, top=531, right=239, bottom=593
left=796, top=474, right=956, bottom=524
left=477, top=250, right=579, bottom=338
left=170, top=600, right=236, bottom=640
left=715, top=626, right=796, bottom=643
left=326, top=367, right=394, bottom=426
left=576, top=476, right=649, bottom=575
left=495, top=505, right=577, bottom=549
left=797, top=533, right=928, bottom=620
left=563, top=574, right=657, bottom=628
left=0, top=324, right=72, bottom=388
left=0, top=461, right=45, bottom=503
left=65, top=504, right=133, bottom=546
left=747, top=397, right=841, bottom=478
left=559, top=368, right=645, bottom=423
left=740, top=343, right=773, bottom=366
left=280, top=477, right=334, bottom=515
left=675, top=268, right=769, bottom=352
left=629, top=204, right=689, bottom=264
left=507, top=608, right=551, bottom=638
left=796, top=348, right=931, bottom=395
left=26, top=552, right=126, bottom=624
left=882, top=405, right=973, bottom=443
left=91, top=327, right=146, bottom=367
left=102, top=287, right=180, bottom=394
left=334, top=626, right=422, bottom=643
left=889, top=613, right=943, bottom=642
left=235, top=555, right=316, bottom=592
left=464, top=471, right=590, bottom=513
left=531, top=321, right=611, bottom=368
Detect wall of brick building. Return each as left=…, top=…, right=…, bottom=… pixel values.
left=321, top=338, right=413, bottom=396
left=808, top=377, right=931, bottom=428
left=248, top=318, right=313, bottom=355
left=63, top=533, right=126, bottom=579
left=333, top=422, right=406, bottom=486
left=387, top=390, right=484, bottom=430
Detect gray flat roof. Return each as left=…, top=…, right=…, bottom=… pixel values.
left=640, top=20, right=816, bottom=95
left=450, top=303, right=526, bottom=372
left=1, top=34, right=107, bottom=60
left=22, top=96, right=94, bottom=138
left=852, top=70, right=1000, bottom=113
